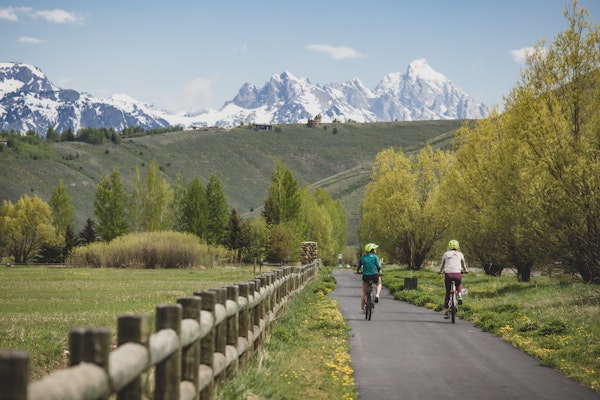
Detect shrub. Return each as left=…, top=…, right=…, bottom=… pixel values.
left=67, top=231, right=234, bottom=269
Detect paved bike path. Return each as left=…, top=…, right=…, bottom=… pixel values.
left=329, top=269, right=599, bottom=400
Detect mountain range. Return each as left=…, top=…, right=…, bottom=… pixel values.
left=0, top=59, right=487, bottom=134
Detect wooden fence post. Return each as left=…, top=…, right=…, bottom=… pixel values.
left=177, top=297, right=202, bottom=400
left=195, top=290, right=216, bottom=400
left=225, top=285, right=239, bottom=379
left=253, top=278, right=264, bottom=350
left=117, top=313, right=151, bottom=400
left=154, top=304, right=182, bottom=400
left=0, top=350, right=29, bottom=400
left=69, top=327, right=111, bottom=400
left=211, top=287, right=227, bottom=384
left=236, top=282, right=250, bottom=368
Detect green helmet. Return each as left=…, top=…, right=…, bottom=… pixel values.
left=364, top=243, right=379, bottom=252
left=448, top=240, right=460, bottom=250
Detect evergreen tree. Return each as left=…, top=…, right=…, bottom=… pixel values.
left=226, top=208, right=243, bottom=261
left=79, top=218, right=98, bottom=244
left=206, top=175, right=229, bottom=245
left=46, top=125, right=59, bottom=142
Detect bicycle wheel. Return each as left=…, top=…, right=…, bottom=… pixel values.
left=365, top=295, right=372, bottom=320
left=450, top=295, right=456, bottom=323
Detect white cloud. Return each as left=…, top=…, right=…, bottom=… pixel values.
left=510, top=46, right=546, bottom=64
left=19, top=36, right=44, bottom=44
left=0, top=7, right=84, bottom=24
left=306, top=44, right=363, bottom=60
left=166, top=74, right=220, bottom=113
left=35, top=9, right=84, bottom=24
left=0, top=7, right=30, bottom=21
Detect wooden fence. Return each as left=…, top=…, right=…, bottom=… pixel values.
left=0, top=261, right=320, bottom=400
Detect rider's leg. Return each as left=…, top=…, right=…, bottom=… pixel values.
left=375, top=276, right=382, bottom=300
left=361, top=280, right=367, bottom=310
left=443, top=274, right=451, bottom=309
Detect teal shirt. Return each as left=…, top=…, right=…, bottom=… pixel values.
left=359, top=253, right=381, bottom=276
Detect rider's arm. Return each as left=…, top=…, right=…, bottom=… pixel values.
left=438, top=256, right=446, bottom=274
left=461, top=257, right=469, bottom=273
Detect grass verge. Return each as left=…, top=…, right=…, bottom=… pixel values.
left=216, top=268, right=357, bottom=400
left=383, top=266, right=600, bottom=393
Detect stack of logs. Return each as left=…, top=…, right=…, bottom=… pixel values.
left=301, top=241, right=318, bottom=265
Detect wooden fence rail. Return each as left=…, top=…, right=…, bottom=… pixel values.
left=0, top=261, right=320, bottom=400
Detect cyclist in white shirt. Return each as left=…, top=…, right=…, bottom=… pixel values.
left=438, top=240, right=469, bottom=319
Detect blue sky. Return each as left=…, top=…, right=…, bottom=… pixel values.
left=2, top=1, right=599, bottom=114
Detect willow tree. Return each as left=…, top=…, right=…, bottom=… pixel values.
left=0, top=195, right=56, bottom=263
left=504, top=1, right=600, bottom=282
left=360, top=145, right=451, bottom=269
left=442, top=112, right=538, bottom=280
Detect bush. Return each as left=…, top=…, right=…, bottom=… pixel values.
left=67, top=231, right=234, bottom=269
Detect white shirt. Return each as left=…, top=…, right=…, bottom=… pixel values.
left=439, top=250, right=467, bottom=273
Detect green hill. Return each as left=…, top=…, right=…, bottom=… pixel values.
left=0, top=121, right=462, bottom=245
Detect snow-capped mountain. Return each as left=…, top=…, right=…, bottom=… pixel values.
left=0, top=62, right=170, bottom=134
left=0, top=60, right=487, bottom=134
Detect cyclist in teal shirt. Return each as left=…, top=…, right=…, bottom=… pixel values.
left=357, top=243, right=382, bottom=313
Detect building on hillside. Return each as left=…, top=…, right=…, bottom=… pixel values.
left=253, top=124, right=273, bottom=131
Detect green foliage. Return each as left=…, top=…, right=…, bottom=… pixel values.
left=180, top=177, right=208, bottom=239
left=297, top=186, right=348, bottom=265
left=0, top=195, right=56, bottom=263
left=0, top=120, right=460, bottom=246
left=360, top=145, right=451, bottom=268
left=206, top=175, right=229, bottom=245
left=49, top=179, right=75, bottom=239
left=93, top=168, right=128, bottom=241
left=263, top=159, right=301, bottom=225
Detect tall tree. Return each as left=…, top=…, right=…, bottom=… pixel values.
left=94, top=168, right=128, bottom=241
left=49, top=179, right=75, bottom=239
left=206, top=175, right=229, bottom=245
left=504, top=1, right=600, bottom=282
left=78, top=218, right=98, bottom=245
left=263, top=159, right=301, bottom=225
left=360, top=145, right=450, bottom=269
left=0, top=195, right=56, bottom=263
left=181, top=177, right=207, bottom=239
left=143, top=161, right=174, bottom=231
left=226, top=208, right=243, bottom=261
left=240, top=215, right=270, bottom=264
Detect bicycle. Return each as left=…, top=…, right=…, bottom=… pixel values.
left=364, top=280, right=375, bottom=320
left=448, top=280, right=458, bottom=323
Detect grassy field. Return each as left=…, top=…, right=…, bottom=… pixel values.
left=0, top=121, right=461, bottom=244
left=0, top=265, right=274, bottom=380
left=383, top=266, right=600, bottom=393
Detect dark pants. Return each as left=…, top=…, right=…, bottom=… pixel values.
left=444, top=273, right=462, bottom=308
